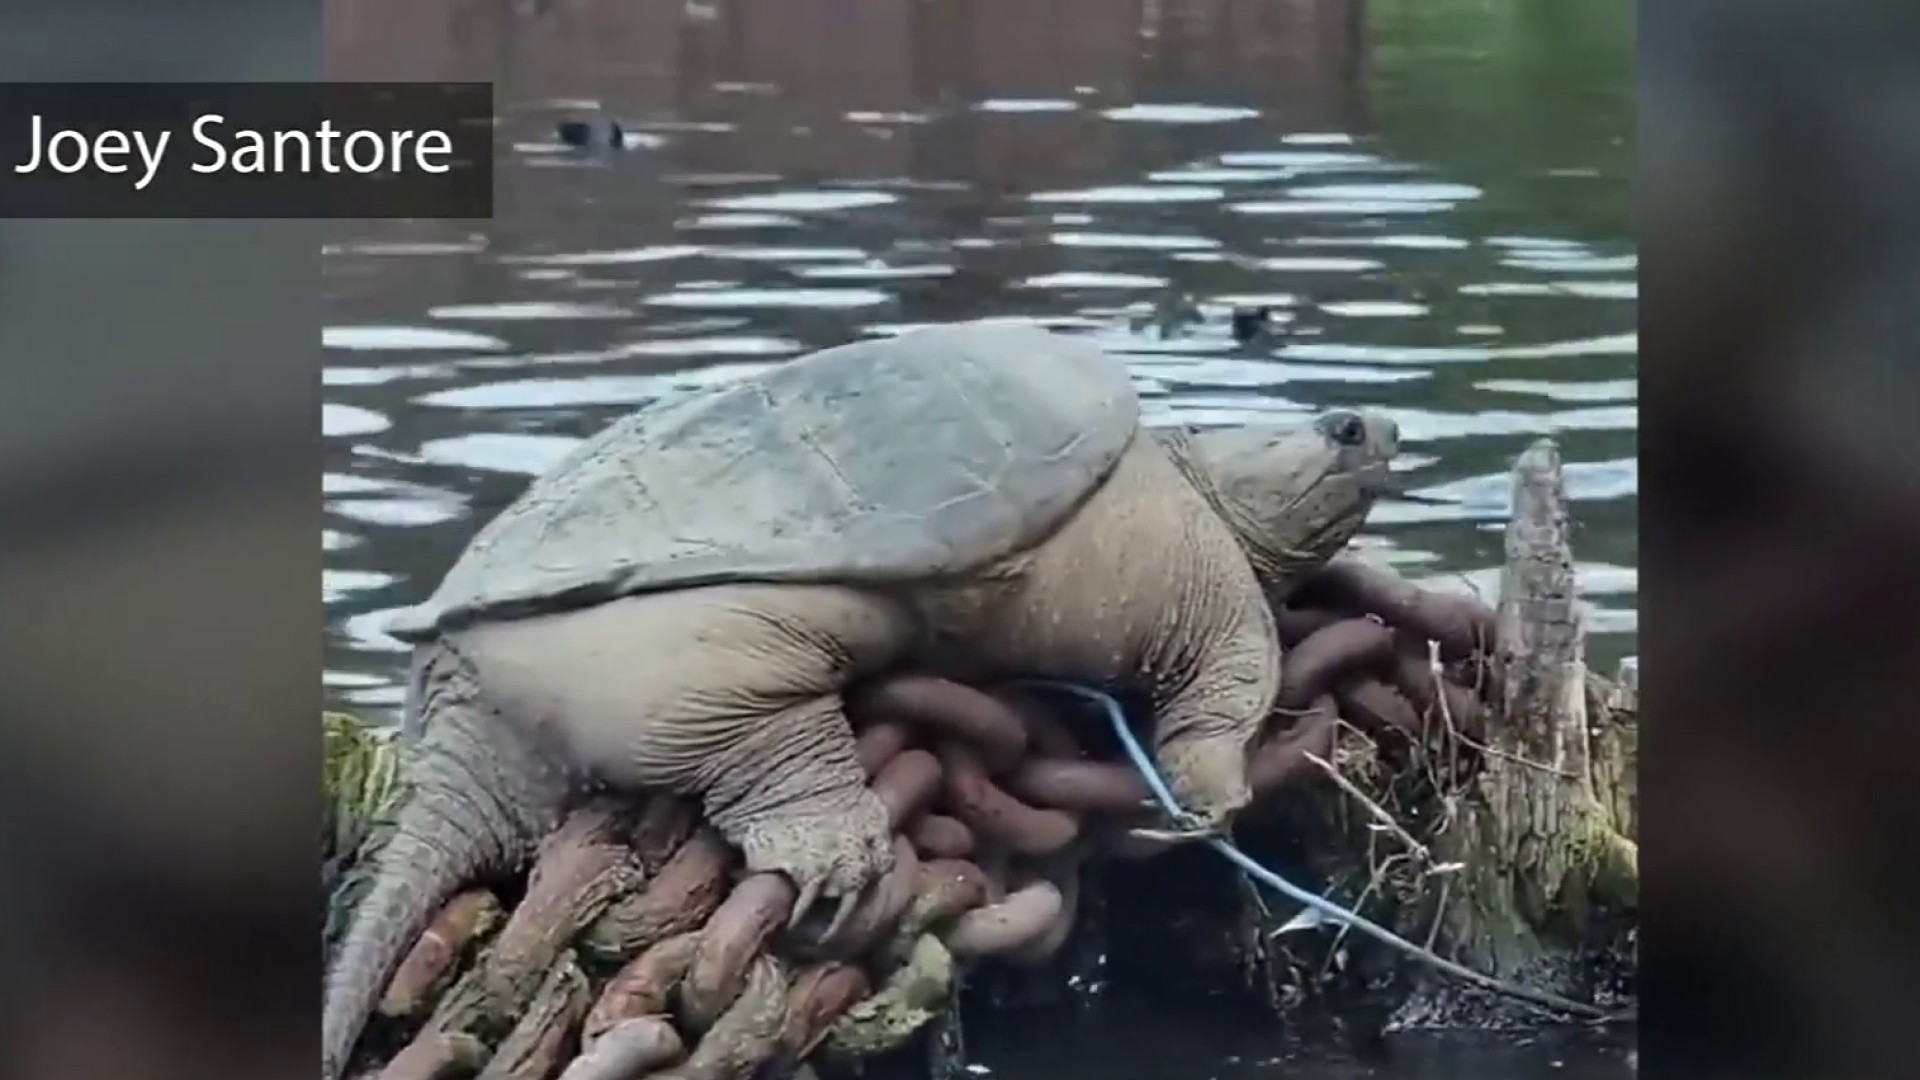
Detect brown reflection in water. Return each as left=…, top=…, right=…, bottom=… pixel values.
left=327, top=0, right=1365, bottom=158
left=325, top=0, right=1367, bottom=328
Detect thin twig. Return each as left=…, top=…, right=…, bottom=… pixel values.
left=1426, top=640, right=1582, bottom=780
left=1424, top=874, right=1452, bottom=951
left=1304, top=751, right=1429, bottom=863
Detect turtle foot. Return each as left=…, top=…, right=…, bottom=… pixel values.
left=1155, top=732, right=1255, bottom=829
left=736, top=789, right=895, bottom=937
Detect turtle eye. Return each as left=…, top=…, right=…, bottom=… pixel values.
left=1323, top=410, right=1368, bottom=447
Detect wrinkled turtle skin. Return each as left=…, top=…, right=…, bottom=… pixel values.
left=323, top=319, right=1398, bottom=1079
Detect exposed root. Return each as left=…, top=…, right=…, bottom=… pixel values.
left=820, top=934, right=955, bottom=1061
left=944, top=880, right=1065, bottom=961
left=1274, top=603, right=1344, bottom=646
left=892, top=859, right=993, bottom=957
left=1002, top=757, right=1152, bottom=813
left=779, top=962, right=872, bottom=1060
left=849, top=675, right=1029, bottom=772
left=381, top=890, right=503, bottom=1021
left=986, top=688, right=1083, bottom=758
left=655, top=954, right=790, bottom=1080
left=1249, top=695, right=1338, bottom=798
left=1005, top=856, right=1083, bottom=966
left=936, top=741, right=1079, bottom=856
left=429, top=806, right=648, bottom=1044
left=375, top=1031, right=487, bottom=1080
left=559, top=1018, right=683, bottom=1080
left=1289, top=556, right=1497, bottom=662
left=854, top=721, right=914, bottom=777
left=870, top=749, right=945, bottom=829
left=908, top=815, right=976, bottom=860
left=1275, top=618, right=1398, bottom=710
left=578, top=829, right=732, bottom=964
left=476, top=951, right=590, bottom=1080
left=581, top=932, right=700, bottom=1044
left=683, top=873, right=795, bottom=1031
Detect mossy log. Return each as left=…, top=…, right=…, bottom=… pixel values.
left=324, top=437, right=1638, bottom=1076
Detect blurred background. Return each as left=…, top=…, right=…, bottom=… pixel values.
left=320, top=0, right=1638, bottom=720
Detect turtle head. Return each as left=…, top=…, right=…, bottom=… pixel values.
left=1185, top=408, right=1399, bottom=597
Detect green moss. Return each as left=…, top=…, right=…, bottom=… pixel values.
left=322, top=711, right=406, bottom=956
left=822, top=934, right=955, bottom=1061
left=1572, top=816, right=1639, bottom=912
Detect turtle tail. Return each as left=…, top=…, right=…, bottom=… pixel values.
left=321, top=647, right=564, bottom=1080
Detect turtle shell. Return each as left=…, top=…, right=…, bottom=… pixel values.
left=384, top=320, right=1141, bottom=641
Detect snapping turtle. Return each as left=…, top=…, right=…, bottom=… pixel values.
left=323, top=319, right=1397, bottom=1077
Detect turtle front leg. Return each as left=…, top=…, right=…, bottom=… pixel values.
left=1147, top=602, right=1282, bottom=837
left=452, top=585, right=908, bottom=936
left=695, top=694, right=896, bottom=934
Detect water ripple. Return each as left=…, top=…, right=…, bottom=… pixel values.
left=702, top=190, right=898, bottom=212
left=417, top=433, right=583, bottom=476
left=1019, top=271, right=1169, bottom=290
left=1291, top=182, right=1483, bottom=202
left=428, top=301, right=632, bottom=321
left=324, top=404, right=390, bottom=437
left=497, top=245, right=703, bottom=267
left=1231, top=198, right=1454, bottom=216
left=1320, top=300, right=1429, bottom=317
left=976, top=98, right=1079, bottom=113
left=325, top=325, right=510, bottom=351
left=1102, top=103, right=1262, bottom=124
left=1255, top=256, right=1383, bottom=273
left=1052, top=232, right=1223, bottom=251
left=1030, top=185, right=1227, bottom=205
left=643, top=287, right=894, bottom=310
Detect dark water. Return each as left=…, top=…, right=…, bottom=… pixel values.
left=323, top=0, right=1635, bottom=1074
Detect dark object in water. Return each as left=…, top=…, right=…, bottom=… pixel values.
left=557, top=118, right=626, bottom=151
left=1231, top=305, right=1275, bottom=344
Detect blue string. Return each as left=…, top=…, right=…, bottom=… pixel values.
left=1010, top=678, right=1615, bottom=1021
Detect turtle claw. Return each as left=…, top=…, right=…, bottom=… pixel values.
left=821, top=887, right=863, bottom=945
left=1126, top=825, right=1218, bottom=844
left=1128, top=807, right=1229, bottom=846
left=734, top=789, right=895, bottom=933
left=789, top=877, right=824, bottom=930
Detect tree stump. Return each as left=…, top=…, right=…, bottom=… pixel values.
left=1402, top=438, right=1638, bottom=1026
